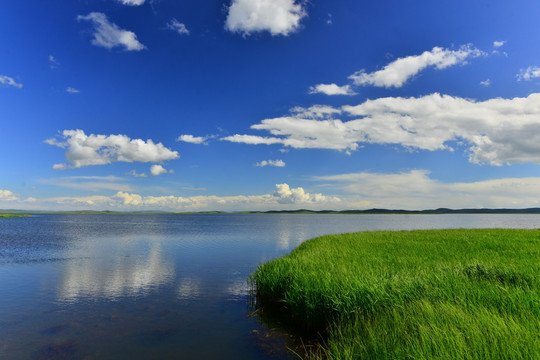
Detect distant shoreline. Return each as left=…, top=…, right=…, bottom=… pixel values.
left=3, top=208, right=540, bottom=215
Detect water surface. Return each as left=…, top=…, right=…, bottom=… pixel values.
left=1, top=214, right=539, bottom=359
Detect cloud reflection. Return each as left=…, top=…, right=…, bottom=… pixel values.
left=59, top=237, right=174, bottom=301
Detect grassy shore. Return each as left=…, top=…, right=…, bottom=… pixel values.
left=0, top=214, right=30, bottom=217
left=251, top=229, right=540, bottom=359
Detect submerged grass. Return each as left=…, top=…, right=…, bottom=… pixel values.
left=250, top=229, right=540, bottom=359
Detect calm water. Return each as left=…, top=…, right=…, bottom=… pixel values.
left=1, top=213, right=540, bottom=359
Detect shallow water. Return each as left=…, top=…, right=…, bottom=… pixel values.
left=1, top=213, right=540, bottom=359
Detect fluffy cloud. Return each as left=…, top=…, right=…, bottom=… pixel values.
left=177, top=134, right=207, bottom=144
left=273, top=183, right=335, bottom=204
left=46, top=129, right=179, bottom=169
left=493, top=40, right=506, bottom=48
left=316, top=170, right=540, bottom=209
left=225, top=0, right=306, bottom=36
left=0, top=189, right=17, bottom=201
left=28, top=184, right=338, bottom=211
left=517, top=66, right=540, bottom=81
left=224, top=93, right=540, bottom=165
left=0, top=75, right=22, bottom=88
left=349, top=45, right=485, bottom=88
left=150, top=164, right=173, bottom=176
left=77, top=12, right=146, bottom=51
left=255, top=159, right=286, bottom=167
left=167, top=19, right=189, bottom=35
left=118, top=0, right=145, bottom=5
left=309, top=83, right=356, bottom=96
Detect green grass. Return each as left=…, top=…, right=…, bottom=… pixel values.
left=250, top=229, right=540, bottom=359
left=0, top=214, right=30, bottom=217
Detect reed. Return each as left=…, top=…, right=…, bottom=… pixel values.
left=251, top=229, right=540, bottom=359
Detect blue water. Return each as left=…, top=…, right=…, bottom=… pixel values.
left=1, top=213, right=540, bottom=359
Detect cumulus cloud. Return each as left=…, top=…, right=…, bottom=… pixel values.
left=0, top=75, right=22, bottom=88
left=273, top=183, right=335, bottom=204
left=316, top=170, right=540, bottom=210
left=225, top=0, right=307, bottom=36
left=0, top=189, right=17, bottom=201
left=77, top=12, right=146, bottom=51
left=118, top=0, right=145, bottom=6
left=517, top=66, right=540, bottom=81
left=348, top=45, right=485, bottom=88
left=309, top=83, right=356, bottom=96
left=177, top=134, right=207, bottom=144
left=224, top=93, right=540, bottom=165
left=30, top=184, right=338, bottom=211
left=167, top=19, right=189, bottom=35
left=66, top=87, right=80, bottom=94
left=46, top=129, right=179, bottom=169
left=493, top=40, right=506, bottom=48
left=150, top=164, right=173, bottom=176
left=255, top=159, right=286, bottom=167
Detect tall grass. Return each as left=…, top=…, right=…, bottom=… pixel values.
left=250, top=229, right=540, bottom=359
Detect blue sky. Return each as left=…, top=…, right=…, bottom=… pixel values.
left=2, top=0, right=540, bottom=211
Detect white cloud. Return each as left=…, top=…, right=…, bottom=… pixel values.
left=21, top=184, right=338, bottom=211
left=150, top=164, right=173, bottom=176
left=517, top=66, right=540, bottom=81
left=493, top=40, right=506, bottom=48
left=480, top=79, right=491, bottom=87
left=225, top=0, right=307, bottom=36
left=309, top=83, right=356, bottom=96
left=127, top=170, right=147, bottom=177
left=348, top=45, right=485, bottom=88
left=273, top=183, right=335, bottom=204
left=255, top=159, right=286, bottom=167
left=316, top=170, right=540, bottom=210
left=46, top=129, right=179, bottom=169
left=225, top=93, right=540, bottom=165
left=77, top=12, right=146, bottom=51
left=118, top=0, right=145, bottom=6
left=290, top=105, right=342, bottom=119
left=0, top=75, right=22, bottom=88
left=177, top=134, right=207, bottom=144
left=0, top=189, right=17, bottom=201
left=167, top=19, right=189, bottom=35
left=221, top=134, right=283, bottom=145
left=66, top=87, right=80, bottom=93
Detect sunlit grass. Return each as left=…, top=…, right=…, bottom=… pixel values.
left=251, top=229, right=540, bottom=359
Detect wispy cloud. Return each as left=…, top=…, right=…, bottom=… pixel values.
left=0, top=75, right=22, bottom=88
left=46, top=129, right=179, bottom=169
left=77, top=12, right=146, bottom=51
left=316, top=170, right=540, bottom=210
left=255, top=159, right=286, bottom=167
left=117, top=0, right=145, bottom=6
left=66, top=87, right=80, bottom=94
left=517, top=66, right=540, bottom=81
left=166, top=19, right=189, bottom=35
left=49, top=55, right=59, bottom=69
left=348, top=45, right=486, bottom=88
left=225, top=0, right=307, bottom=36
left=493, top=40, right=506, bottom=48
left=480, top=79, right=490, bottom=87
left=40, top=176, right=133, bottom=192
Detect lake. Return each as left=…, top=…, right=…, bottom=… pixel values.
left=1, top=213, right=540, bottom=359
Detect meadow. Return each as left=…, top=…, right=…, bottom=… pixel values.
left=251, top=229, right=540, bottom=359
